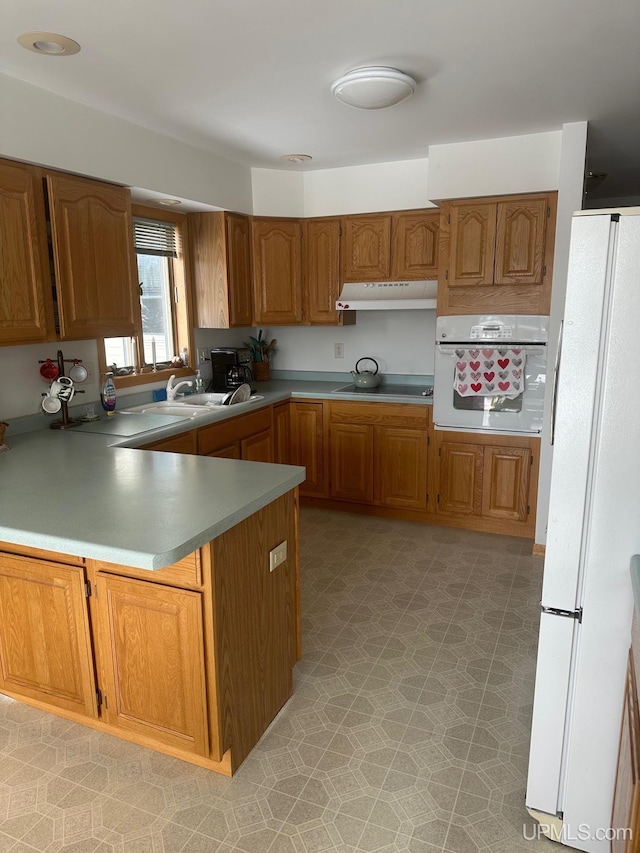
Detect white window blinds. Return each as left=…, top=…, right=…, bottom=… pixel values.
left=133, top=218, right=178, bottom=258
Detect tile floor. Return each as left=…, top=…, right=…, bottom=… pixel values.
left=0, top=509, right=557, bottom=853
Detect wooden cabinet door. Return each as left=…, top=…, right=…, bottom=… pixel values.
left=437, top=441, right=483, bottom=516
left=612, top=652, right=640, bottom=852
left=241, top=429, right=273, bottom=463
left=448, top=202, right=497, bottom=287
left=330, top=423, right=374, bottom=503
left=190, top=212, right=252, bottom=328
left=0, top=159, right=54, bottom=345
left=0, top=554, right=97, bottom=717
left=391, top=211, right=439, bottom=280
left=96, top=574, right=209, bottom=756
left=46, top=172, right=138, bottom=339
left=341, top=214, right=391, bottom=282
left=206, top=443, right=241, bottom=459
left=143, top=431, right=196, bottom=454
left=290, top=402, right=325, bottom=496
left=494, top=198, right=548, bottom=286
left=252, top=218, right=302, bottom=324
left=273, top=402, right=291, bottom=464
left=226, top=213, right=253, bottom=326
left=481, top=446, right=531, bottom=523
left=376, top=427, right=427, bottom=510
left=304, top=218, right=342, bottom=324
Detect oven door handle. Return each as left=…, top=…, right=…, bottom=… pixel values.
left=550, top=321, right=563, bottom=446
left=437, top=344, right=546, bottom=355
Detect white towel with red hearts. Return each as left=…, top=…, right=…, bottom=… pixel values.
left=453, top=348, right=525, bottom=398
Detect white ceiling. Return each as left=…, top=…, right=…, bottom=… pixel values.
left=2, top=0, right=640, bottom=173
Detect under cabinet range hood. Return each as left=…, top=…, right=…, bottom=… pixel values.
left=336, top=280, right=438, bottom=311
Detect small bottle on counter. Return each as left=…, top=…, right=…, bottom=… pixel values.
left=180, top=347, right=189, bottom=367
left=100, top=372, right=117, bottom=416
left=194, top=369, right=204, bottom=393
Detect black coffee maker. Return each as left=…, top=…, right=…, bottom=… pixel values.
left=210, top=348, right=253, bottom=392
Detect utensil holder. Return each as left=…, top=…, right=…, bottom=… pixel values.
left=253, top=362, right=270, bottom=382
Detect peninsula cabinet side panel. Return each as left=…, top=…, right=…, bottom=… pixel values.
left=212, top=491, right=297, bottom=771
left=0, top=554, right=97, bottom=717
left=95, top=574, right=209, bottom=757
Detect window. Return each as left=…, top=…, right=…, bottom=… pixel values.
left=100, top=207, right=193, bottom=386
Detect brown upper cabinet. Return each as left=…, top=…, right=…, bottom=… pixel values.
left=438, top=192, right=557, bottom=316
left=303, top=217, right=355, bottom=326
left=252, top=218, right=303, bottom=325
left=46, top=172, right=139, bottom=339
left=189, top=211, right=253, bottom=328
left=1, top=163, right=139, bottom=345
left=391, top=211, right=440, bottom=280
left=0, top=158, right=55, bottom=345
left=341, top=210, right=440, bottom=283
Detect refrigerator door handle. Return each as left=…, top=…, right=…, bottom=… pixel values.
left=550, top=321, right=564, bottom=446
left=541, top=605, right=583, bottom=622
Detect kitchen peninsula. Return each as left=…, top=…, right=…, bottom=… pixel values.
left=0, top=424, right=305, bottom=776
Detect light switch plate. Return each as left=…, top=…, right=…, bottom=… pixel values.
left=269, top=540, right=288, bottom=572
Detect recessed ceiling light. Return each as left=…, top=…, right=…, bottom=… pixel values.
left=145, top=198, right=182, bottom=207
left=279, top=154, right=313, bottom=163
left=331, top=66, right=416, bottom=110
left=17, top=32, right=81, bottom=56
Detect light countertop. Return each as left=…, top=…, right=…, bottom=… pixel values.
left=0, top=377, right=431, bottom=570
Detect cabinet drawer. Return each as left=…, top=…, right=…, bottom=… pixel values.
left=329, top=401, right=428, bottom=429
left=0, top=541, right=84, bottom=566
left=143, top=431, right=196, bottom=454
left=197, top=408, right=272, bottom=456
left=90, top=550, right=202, bottom=589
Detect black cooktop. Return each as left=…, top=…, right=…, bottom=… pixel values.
left=332, top=384, right=433, bottom=397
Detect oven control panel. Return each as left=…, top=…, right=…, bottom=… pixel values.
left=470, top=324, right=513, bottom=339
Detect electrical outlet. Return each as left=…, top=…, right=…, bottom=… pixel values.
left=269, top=541, right=288, bottom=572
left=334, top=343, right=344, bottom=359
left=197, top=348, right=209, bottom=364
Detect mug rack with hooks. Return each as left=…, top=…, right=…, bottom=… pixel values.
left=38, top=350, right=86, bottom=430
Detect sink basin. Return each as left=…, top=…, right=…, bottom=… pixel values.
left=121, top=394, right=264, bottom=418
left=121, top=402, right=213, bottom=418
left=181, top=393, right=228, bottom=406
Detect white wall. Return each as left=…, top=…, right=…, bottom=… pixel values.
left=303, top=159, right=433, bottom=216
left=0, top=74, right=253, bottom=213
left=264, top=311, right=437, bottom=376
left=0, top=339, right=101, bottom=421
left=251, top=170, right=304, bottom=217
left=427, top=131, right=563, bottom=200
left=251, top=159, right=433, bottom=218
left=535, top=121, right=589, bottom=545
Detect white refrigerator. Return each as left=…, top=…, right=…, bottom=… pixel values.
left=526, top=210, right=640, bottom=852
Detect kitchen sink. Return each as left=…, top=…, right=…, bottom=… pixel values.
left=121, top=394, right=264, bottom=418
left=121, top=402, right=214, bottom=418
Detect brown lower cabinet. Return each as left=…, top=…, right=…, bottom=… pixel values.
left=291, top=399, right=538, bottom=537
left=144, top=400, right=539, bottom=537
left=433, top=430, right=539, bottom=536
left=612, top=649, right=640, bottom=852
left=289, top=401, right=327, bottom=497
left=0, top=490, right=299, bottom=776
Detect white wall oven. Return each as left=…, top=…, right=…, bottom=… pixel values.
left=434, top=314, right=549, bottom=435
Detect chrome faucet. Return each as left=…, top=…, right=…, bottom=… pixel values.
left=166, top=374, right=193, bottom=401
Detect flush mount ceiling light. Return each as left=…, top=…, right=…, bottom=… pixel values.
left=17, top=32, right=81, bottom=55
left=331, top=66, right=416, bottom=110
left=279, top=154, right=313, bottom=163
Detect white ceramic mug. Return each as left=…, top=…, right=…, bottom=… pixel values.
left=50, top=376, right=74, bottom=402
left=41, top=395, right=62, bottom=414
